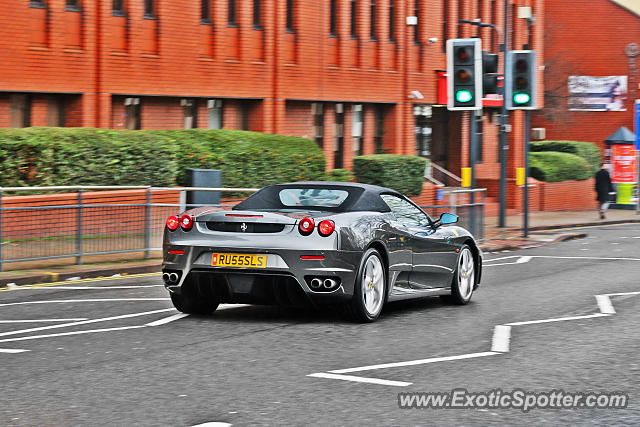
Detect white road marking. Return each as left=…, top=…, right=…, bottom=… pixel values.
left=0, top=318, right=88, bottom=323
left=0, top=325, right=147, bottom=344
left=329, top=351, right=499, bottom=374
left=528, top=255, right=640, bottom=261
left=0, top=298, right=169, bottom=308
left=484, top=256, right=519, bottom=262
left=191, top=422, right=233, bottom=427
left=516, top=256, right=532, bottom=264
left=0, top=348, right=29, bottom=353
left=0, top=272, right=162, bottom=292
left=603, top=291, right=640, bottom=297
left=146, top=313, right=189, bottom=326
left=14, top=285, right=164, bottom=290
left=0, top=308, right=175, bottom=338
left=307, top=372, right=412, bottom=387
left=596, top=295, right=616, bottom=314
left=505, top=313, right=609, bottom=326
left=491, top=325, right=511, bottom=353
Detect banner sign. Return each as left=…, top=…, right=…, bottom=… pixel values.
left=611, top=144, right=637, bottom=183
left=635, top=100, right=640, bottom=150
left=568, top=76, right=627, bottom=111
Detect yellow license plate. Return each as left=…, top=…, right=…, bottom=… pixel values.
left=211, top=253, right=267, bottom=268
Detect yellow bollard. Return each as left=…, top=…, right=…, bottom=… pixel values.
left=461, top=168, right=471, bottom=188
left=516, top=167, right=525, bottom=186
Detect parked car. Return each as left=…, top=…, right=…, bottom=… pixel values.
left=162, top=182, right=482, bottom=322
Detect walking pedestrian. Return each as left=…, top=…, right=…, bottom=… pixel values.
left=595, top=162, right=614, bottom=219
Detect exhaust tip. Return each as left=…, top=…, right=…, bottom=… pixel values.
left=168, top=273, right=179, bottom=284
left=310, top=278, right=322, bottom=289
left=323, top=279, right=336, bottom=289
left=162, top=273, right=170, bottom=283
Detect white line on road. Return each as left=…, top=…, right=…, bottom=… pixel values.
left=0, top=318, right=89, bottom=323
left=329, top=351, right=499, bottom=374
left=307, top=372, right=412, bottom=387
left=0, top=298, right=169, bottom=308
left=0, top=325, right=147, bottom=344
left=517, top=256, right=532, bottom=264
left=596, top=295, right=616, bottom=314
left=15, top=285, right=165, bottom=290
left=491, top=325, right=511, bottom=353
left=483, top=255, right=520, bottom=263
left=528, top=255, right=640, bottom=261
left=146, top=313, right=189, bottom=326
left=604, top=291, right=640, bottom=297
left=191, top=422, right=233, bottom=427
left=505, top=313, right=610, bottom=327
left=0, top=348, right=29, bottom=353
left=0, top=308, right=175, bottom=338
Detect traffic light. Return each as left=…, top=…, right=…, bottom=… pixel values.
left=482, top=51, right=499, bottom=95
left=446, top=38, right=482, bottom=111
left=505, top=50, right=537, bottom=110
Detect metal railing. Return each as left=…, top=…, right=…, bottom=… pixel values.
left=419, top=188, right=486, bottom=240
left=0, top=186, right=258, bottom=272
left=0, top=185, right=485, bottom=271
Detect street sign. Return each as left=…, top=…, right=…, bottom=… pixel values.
left=635, top=100, right=640, bottom=150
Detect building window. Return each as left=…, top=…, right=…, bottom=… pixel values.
left=182, top=99, right=198, bottom=129
left=414, top=105, right=432, bottom=158
left=208, top=99, right=223, bottom=129
left=47, top=96, right=66, bottom=127
left=10, top=94, right=31, bottom=128
left=374, top=105, right=384, bottom=154
left=490, top=0, right=496, bottom=51
left=240, top=102, right=250, bottom=131
left=330, top=0, right=338, bottom=36
left=124, top=97, right=141, bottom=130
left=65, top=0, right=81, bottom=12
left=352, top=104, right=364, bottom=156
left=477, top=0, right=483, bottom=20
left=510, top=4, right=517, bottom=49
left=286, top=0, right=295, bottom=33
left=334, top=104, right=345, bottom=169
left=312, top=103, right=324, bottom=148
left=29, top=0, right=46, bottom=8
left=253, top=0, right=263, bottom=29
left=369, top=0, right=377, bottom=40
left=228, top=0, right=237, bottom=26
left=457, top=0, right=463, bottom=37
left=414, top=0, right=421, bottom=45
left=113, top=0, right=125, bottom=16
left=388, top=0, right=395, bottom=42
left=201, top=0, right=211, bottom=24
left=350, top=0, right=358, bottom=39
left=144, top=0, right=154, bottom=18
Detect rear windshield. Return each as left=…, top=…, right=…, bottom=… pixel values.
left=278, top=188, right=349, bottom=208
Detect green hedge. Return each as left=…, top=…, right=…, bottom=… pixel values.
left=326, top=168, right=354, bottom=182
left=0, top=128, right=326, bottom=188
left=353, top=155, right=427, bottom=196
left=530, top=140, right=601, bottom=174
left=529, top=152, right=592, bottom=182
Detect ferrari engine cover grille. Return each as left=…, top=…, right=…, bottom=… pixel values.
left=205, top=222, right=286, bottom=233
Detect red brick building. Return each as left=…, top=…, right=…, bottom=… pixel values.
left=532, top=0, right=640, bottom=148
left=1, top=0, right=543, bottom=204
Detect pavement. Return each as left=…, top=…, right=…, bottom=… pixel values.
left=0, top=208, right=638, bottom=288
left=1, top=222, right=639, bottom=425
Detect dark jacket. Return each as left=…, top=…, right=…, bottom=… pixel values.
left=595, top=169, right=614, bottom=203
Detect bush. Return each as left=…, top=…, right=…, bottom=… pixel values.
left=325, top=169, right=354, bottom=182
left=530, top=140, right=601, bottom=174
left=529, top=152, right=592, bottom=182
left=0, top=128, right=326, bottom=188
left=353, top=155, right=427, bottom=196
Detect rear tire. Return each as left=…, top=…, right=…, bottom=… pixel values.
left=344, top=248, right=387, bottom=323
left=170, top=277, right=219, bottom=315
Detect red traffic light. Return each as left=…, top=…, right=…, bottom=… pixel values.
left=454, top=47, right=472, bottom=63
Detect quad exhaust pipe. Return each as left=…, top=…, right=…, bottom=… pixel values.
left=309, top=277, right=338, bottom=290
left=323, top=278, right=337, bottom=289
left=310, top=278, right=322, bottom=289
left=162, top=272, right=179, bottom=284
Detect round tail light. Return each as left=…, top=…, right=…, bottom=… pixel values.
left=298, top=217, right=315, bottom=235
left=318, top=220, right=335, bottom=236
left=180, top=214, right=194, bottom=231
left=166, top=215, right=179, bottom=231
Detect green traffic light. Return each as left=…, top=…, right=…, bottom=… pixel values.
left=456, top=90, right=473, bottom=103
left=514, top=93, right=531, bottom=104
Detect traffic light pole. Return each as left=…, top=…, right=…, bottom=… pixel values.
left=498, top=0, right=509, bottom=228
left=523, top=110, right=530, bottom=237
left=469, top=110, right=479, bottom=236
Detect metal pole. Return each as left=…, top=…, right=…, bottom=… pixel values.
left=469, top=111, right=479, bottom=236
left=524, top=110, right=530, bottom=237
left=144, top=188, right=151, bottom=259
left=76, top=190, right=84, bottom=265
left=0, top=190, right=3, bottom=272
left=498, top=0, right=509, bottom=227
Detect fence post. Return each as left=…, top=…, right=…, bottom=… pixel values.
left=76, top=189, right=84, bottom=265
left=144, top=187, right=151, bottom=259
left=0, top=189, right=3, bottom=272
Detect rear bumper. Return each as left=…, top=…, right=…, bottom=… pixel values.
left=162, top=246, right=362, bottom=305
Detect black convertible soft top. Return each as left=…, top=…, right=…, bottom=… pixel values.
left=233, top=182, right=399, bottom=212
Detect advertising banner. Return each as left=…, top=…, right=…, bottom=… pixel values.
left=611, top=145, right=637, bottom=183
left=568, top=76, right=627, bottom=111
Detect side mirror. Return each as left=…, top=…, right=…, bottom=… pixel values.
left=439, top=212, right=459, bottom=225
